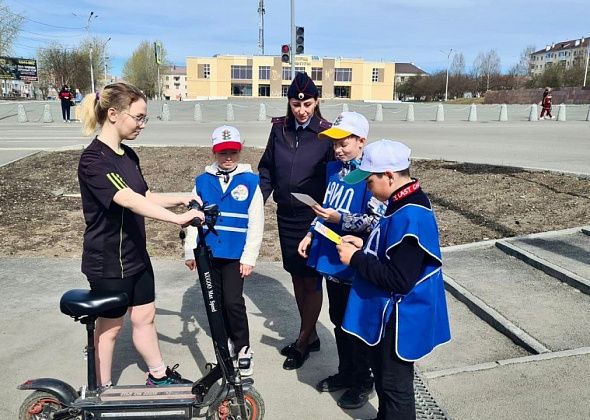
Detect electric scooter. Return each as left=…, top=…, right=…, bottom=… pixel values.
left=17, top=201, right=264, bottom=419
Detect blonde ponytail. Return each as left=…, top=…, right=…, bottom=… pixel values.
left=80, top=93, right=99, bottom=136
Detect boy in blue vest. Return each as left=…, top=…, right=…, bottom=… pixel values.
left=297, top=112, right=385, bottom=409
left=336, top=140, right=451, bottom=420
left=184, top=125, right=264, bottom=376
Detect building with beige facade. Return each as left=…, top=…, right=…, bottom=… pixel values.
left=161, top=65, right=188, bottom=100
left=529, top=37, right=590, bottom=76
left=186, top=55, right=396, bottom=100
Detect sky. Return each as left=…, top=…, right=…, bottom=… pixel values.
left=6, top=0, right=590, bottom=77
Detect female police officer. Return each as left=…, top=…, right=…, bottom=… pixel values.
left=258, top=72, right=333, bottom=370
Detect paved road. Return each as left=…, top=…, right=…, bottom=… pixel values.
left=2, top=118, right=590, bottom=175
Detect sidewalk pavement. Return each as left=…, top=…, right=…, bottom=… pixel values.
left=2, top=225, right=590, bottom=419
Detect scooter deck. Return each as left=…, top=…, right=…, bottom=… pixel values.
left=99, top=384, right=196, bottom=403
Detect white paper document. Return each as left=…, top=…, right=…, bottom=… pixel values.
left=291, top=192, right=320, bottom=207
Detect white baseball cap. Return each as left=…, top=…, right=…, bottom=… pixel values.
left=319, top=111, right=369, bottom=140
left=211, top=125, right=243, bottom=153
left=344, top=140, right=411, bottom=184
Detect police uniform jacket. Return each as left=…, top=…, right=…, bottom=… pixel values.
left=258, top=114, right=333, bottom=215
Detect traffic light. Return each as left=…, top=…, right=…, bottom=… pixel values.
left=281, top=44, right=291, bottom=63
left=295, top=26, right=304, bottom=54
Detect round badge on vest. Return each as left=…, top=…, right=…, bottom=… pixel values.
left=231, top=184, right=249, bottom=201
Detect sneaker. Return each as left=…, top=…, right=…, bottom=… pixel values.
left=237, top=346, right=253, bottom=376
left=146, top=364, right=192, bottom=386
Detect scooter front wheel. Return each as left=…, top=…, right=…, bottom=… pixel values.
left=19, top=391, right=66, bottom=420
left=207, top=387, right=265, bottom=420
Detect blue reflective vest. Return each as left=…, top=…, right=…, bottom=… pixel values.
left=195, top=172, right=259, bottom=260
left=307, top=161, right=373, bottom=283
left=342, top=203, right=451, bottom=361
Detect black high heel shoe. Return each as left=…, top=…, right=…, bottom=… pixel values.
left=282, top=347, right=310, bottom=370
left=279, top=337, right=320, bottom=356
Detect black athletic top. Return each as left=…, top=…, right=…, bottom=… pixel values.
left=78, top=138, right=150, bottom=279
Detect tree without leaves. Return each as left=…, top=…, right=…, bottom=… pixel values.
left=473, top=49, right=501, bottom=92
left=509, top=45, right=536, bottom=77
left=122, top=40, right=166, bottom=98
left=36, top=38, right=107, bottom=94
left=450, top=52, right=465, bottom=76
left=0, top=0, right=23, bottom=56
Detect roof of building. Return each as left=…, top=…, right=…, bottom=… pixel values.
left=161, top=65, right=187, bottom=75
left=532, top=37, right=590, bottom=54
left=395, top=62, right=428, bottom=75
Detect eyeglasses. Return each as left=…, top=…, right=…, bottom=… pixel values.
left=123, top=112, right=149, bottom=125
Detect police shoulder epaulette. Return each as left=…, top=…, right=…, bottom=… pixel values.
left=319, top=119, right=332, bottom=129
left=271, top=116, right=286, bottom=125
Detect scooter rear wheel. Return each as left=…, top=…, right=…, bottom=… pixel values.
left=19, top=391, right=66, bottom=420
left=207, top=387, right=265, bottom=420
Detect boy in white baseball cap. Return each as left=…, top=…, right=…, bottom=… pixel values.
left=337, top=139, right=451, bottom=419
left=184, top=125, right=264, bottom=376
left=298, top=112, right=385, bottom=409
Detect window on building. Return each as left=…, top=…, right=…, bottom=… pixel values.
left=258, top=84, right=270, bottom=97
left=198, top=64, right=211, bottom=79
left=281, top=85, right=290, bottom=97
left=335, top=68, right=352, bottom=82
left=231, top=83, right=252, bottom=96
left=166, top=76, right=169, bottom=81
left=334, top=86, right=351, bottom=98
left=282, top=67, right=305, bottom=80
left=372, top=68, right=384, bottom=83
left=165, top=84, right=169, bottom=89
left=311, top=67, right=322, bottom=81
left=259, top=66, right=271, bottom=80
left=231, top=65, right=252, bottom=80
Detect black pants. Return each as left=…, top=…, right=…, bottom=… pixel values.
left=212, top=258, right=249, bottom=350
left=327, top=279, right=372, bottom=387
left=60, top=100, right=71, bottom=121
left=369, top=318, right=416, bottom=420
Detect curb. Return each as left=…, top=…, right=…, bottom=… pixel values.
left=495, top=239, right=590, bottom=295
left=443, top=274, right=550, bottom=355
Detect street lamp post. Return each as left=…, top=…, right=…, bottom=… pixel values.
left=583, top=39, right=589, bottom=88
left=86, top=12, right=98, bottom=93
left=442, top=48, right=453, bottom=102
left=103, top=37, right=111, bottom=86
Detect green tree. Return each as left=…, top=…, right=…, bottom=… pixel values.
left=0, top=0, right=23, bottom=55
left=122, top=40, right=166, bottom=98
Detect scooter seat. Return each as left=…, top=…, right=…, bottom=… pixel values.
left=60, top=289, right=129, bottom=318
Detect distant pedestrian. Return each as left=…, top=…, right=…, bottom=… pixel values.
left=58, top=85, right=74, bottom=122
left=74, top=88, right=83, bottom=121
left=539, top=87, right=554, bottom=120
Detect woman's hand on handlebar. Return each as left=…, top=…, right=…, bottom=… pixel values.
left=176, top=209, right=204, bottom=227
left=182, top=194, right=202, bottom=207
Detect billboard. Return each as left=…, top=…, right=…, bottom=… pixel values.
left=0, top=57, right=38, bottom=81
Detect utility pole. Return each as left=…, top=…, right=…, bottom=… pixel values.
left=584, top=38, right=589, bottom=88
left=290, top=0, right=295, bottom=79
left=86, top=12, right=98, bottom=93
left=103, top=37, right=111, bottom=86
left=257, top=0, right=265, bottom=55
